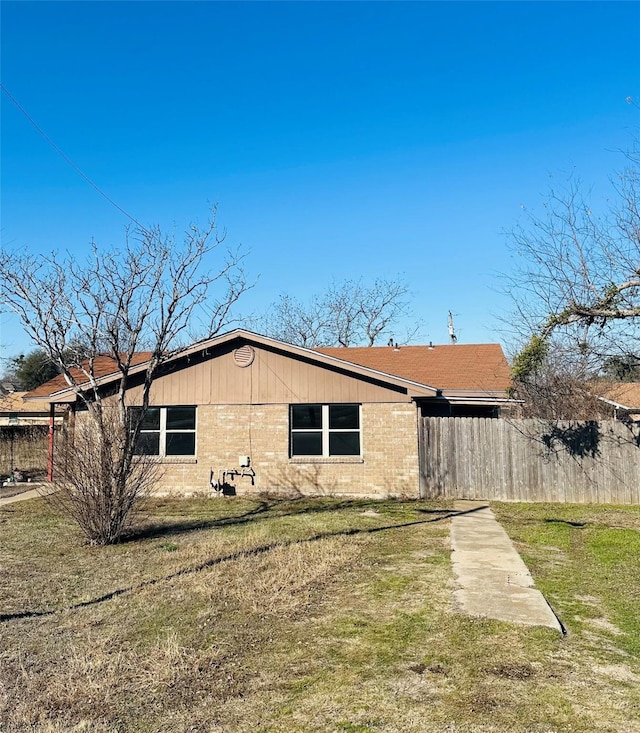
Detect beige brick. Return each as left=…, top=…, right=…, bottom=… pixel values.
left=157, top=402, right=419, bottom=498
left=73, top=402, right=420, bottom=500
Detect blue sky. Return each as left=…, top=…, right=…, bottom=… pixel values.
left=1, top=1, right=638, bottom=358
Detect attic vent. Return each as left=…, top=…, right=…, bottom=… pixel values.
left=233, top=345, right=255, bottom=368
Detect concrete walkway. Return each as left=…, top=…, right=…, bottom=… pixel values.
left=451, top=500, right=563, bottom=632
left=0, top=485, right=50, bottom=506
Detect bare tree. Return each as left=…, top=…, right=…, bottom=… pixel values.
left=0, top=210, right=249, bottom=544
left=262, top=276, right=420, bottom=347
left=264, top=293, right=330, bottom=348
left=507, top=126, right=640, bottom=414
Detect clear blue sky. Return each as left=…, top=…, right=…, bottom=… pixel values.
left=1, top=1, right=638, bottom=358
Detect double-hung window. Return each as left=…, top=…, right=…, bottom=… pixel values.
left=130, top=406, right=196, bottom=457
left=290, top=404, right=361, bottom=457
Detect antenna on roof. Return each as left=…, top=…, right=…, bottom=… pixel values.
left=448, top=311, right=458, bottom=344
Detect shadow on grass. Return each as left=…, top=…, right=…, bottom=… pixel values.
left=127, top=498, right=276, bottom=541
left=126, top=496, right=457, bottom=543
left=0, top=504, right=485, bottom=624
left=543, top=518, right=587, bottom=528
left=500, top=515, right=588, bottom=530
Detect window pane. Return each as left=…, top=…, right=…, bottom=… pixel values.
left=128, top=407, right=141, bottom=428
left=166, top=432, right=196, bottom=456
left=329, top=431, right=360, bottom=456
left=329, top=404, right=359, bottom=429
left=138, top=408, right=160, bottom=430
left=166, top=407, right=196, bottom=430
left=135, top=432, right=160, bottom=455
left=291, top=404, right=322, bottom=429
left=292, top=432, right=323, bottom=456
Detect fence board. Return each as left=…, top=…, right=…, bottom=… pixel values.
left=419, top=417, right=640, bottom=504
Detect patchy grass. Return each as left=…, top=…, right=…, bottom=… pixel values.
left=494, top=503, right=640, bottom=657
left=1, top=496, right=640, bottom=732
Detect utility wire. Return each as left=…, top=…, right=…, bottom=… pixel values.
left=1, top=83, right=150, bottom=234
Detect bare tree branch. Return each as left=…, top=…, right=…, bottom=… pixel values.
left=508, top=144, right=640, bottom=350
left=0, top=208, right=250, bottom=544
left=261, top=276, right=420, bottom=347
left=506, top=128, right=640, bottom=419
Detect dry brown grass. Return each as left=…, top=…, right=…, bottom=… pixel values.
left=1, top=496, right=640, bottom=733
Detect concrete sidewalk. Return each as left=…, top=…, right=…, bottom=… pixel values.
left=0, top=485, right=51, bottom=506
left=450, top=500, right=563, bottom=632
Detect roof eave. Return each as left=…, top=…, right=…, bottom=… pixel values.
left=596, top=396, right=640, bottom=411
left=26, top=329, right=442, bottom=402
left=430, top=388, right=515, bottom=403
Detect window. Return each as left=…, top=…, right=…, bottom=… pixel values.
left=290, top=404, right=361, bottom=457
left=130, top=406, right=196, bottom=457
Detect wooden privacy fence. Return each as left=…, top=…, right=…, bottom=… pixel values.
left=419, top=417, right=640, bottom=504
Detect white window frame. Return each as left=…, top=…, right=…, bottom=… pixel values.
left=290, top=404, right=362, bottom=458
left=132, top=406, right=197, bottom=457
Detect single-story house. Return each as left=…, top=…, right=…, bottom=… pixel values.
left=0, top=390, right=65, bottom=426
left=25, top=329, right=512, bottom=498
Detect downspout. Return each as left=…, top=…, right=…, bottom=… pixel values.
left=47, top=402, right=55, bottom=482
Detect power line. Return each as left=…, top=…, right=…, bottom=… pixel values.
left=1, top=83, right=150, bottom=234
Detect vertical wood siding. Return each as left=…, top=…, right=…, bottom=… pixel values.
left=419, top=417, right=640, bottom=504
left=125, top=344, right=411, bottom=406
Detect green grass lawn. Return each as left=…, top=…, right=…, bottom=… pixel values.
left=1, top=495, right=639, bottom=733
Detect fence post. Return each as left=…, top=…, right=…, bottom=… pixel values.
left=47, top=403, right=55, bottom=482
left=9, top=429, right=15, bottom=475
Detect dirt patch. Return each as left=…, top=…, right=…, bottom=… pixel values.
left=586, top=617, right=623, bottom=636
left=593, top=664, right=640, bottom=683
left=574, top=594, right=601, bottom=606
left=484, top=661, right=536, bottom=680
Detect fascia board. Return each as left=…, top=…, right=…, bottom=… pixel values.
left=596, top=395, right=640, bottom=411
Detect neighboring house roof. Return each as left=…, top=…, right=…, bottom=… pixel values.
left=591, top=382, right=640, bottom=412
left=24, top=330, right=512, bottom=405
left=0, top=391, right=50, bottom=414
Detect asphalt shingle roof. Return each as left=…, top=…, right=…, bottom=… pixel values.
left=25, top=336, right=511, bottom=401
left=316, top=343, right=511, bottom=392
left=593, top=382, right=640, bottom=409
left=25, top=353, right=153, bottom=399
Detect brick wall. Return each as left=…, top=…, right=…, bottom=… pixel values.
left=157, top=402, right=420, bottom=499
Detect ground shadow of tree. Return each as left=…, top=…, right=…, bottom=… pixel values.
left=0, top=501, right=478, bottom=622
left=125, top=492, right=438, bottom=543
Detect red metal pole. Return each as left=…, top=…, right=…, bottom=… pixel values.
left=47, top=403, right=55, bottom=482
